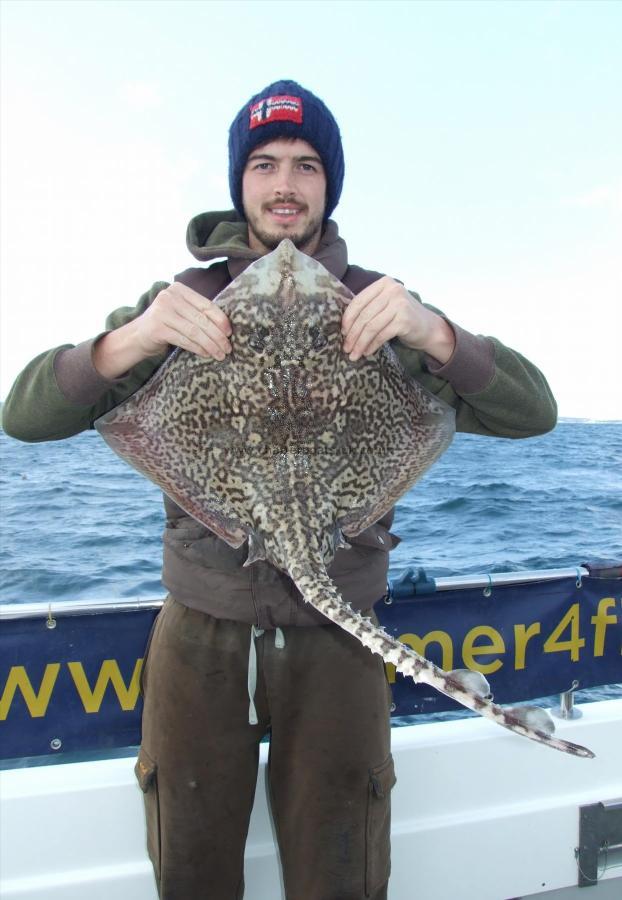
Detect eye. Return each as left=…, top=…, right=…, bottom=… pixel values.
left=249, top=325, right=269, bottom=352
left=309, top=327, right=327, bottom=350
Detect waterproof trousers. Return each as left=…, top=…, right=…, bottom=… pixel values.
left=136, top=597, right=395, bottom=900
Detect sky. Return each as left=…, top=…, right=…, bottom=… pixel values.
left=1, top=0, right=620, bottom=419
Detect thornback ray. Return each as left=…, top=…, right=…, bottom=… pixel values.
left=95, top=239, right=594, bottom=759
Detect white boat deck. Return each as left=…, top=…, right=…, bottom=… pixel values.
left=2, top=698, right=621, bottom=899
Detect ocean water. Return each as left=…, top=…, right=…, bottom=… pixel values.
left=2, top=420, right=621, bottom=718
left=1, top=421, right=621, bottom=604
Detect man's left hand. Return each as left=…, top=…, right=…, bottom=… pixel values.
left=341, top=277, right=456, bottom=364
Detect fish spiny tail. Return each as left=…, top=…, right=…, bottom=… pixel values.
left=291, top=565, right=595, bottom=759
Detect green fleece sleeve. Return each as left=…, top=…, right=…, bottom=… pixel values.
left=2, top=282, right=170, bottom=442
left=393, top=306, right=557, bottom=438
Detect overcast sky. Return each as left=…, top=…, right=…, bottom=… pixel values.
left=1, top=0, right=620, bottom=419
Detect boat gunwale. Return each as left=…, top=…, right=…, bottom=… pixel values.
left=0, top=565, right=591, bottom=620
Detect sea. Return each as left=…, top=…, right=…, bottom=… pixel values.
left=2, top=420, right=621, bottom=603
left=1, top=419, right=621, bottom=709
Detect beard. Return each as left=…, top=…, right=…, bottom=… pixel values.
left=245, top=206, right=324, bottom=254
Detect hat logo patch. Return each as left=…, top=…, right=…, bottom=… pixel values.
left=249, top=95, right=303, bottom=129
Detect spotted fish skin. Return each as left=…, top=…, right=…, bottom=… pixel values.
left=96, top=240, right=594, bottom=759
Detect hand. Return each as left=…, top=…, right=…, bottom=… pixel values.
left=341, top=277, right=455, bottom=364
left=136, top=282, right=232, bottom=360
left=93, top=283, right=233, bottom=380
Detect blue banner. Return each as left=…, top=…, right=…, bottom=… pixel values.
left=0, top=608, right=158, bottom=762
left=382, top=573, right=621, bottom=716
left=1, top=572, right=620, bottom=761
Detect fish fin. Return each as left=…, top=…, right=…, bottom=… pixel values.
left=504, top=705, right=556, bottom=735
left=243, top=531, right=266, bottom=567
left=332, top=525, right=350, bottom=552
left=447, top=668, right=491, bottom=698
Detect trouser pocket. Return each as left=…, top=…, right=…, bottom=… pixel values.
left=365, top=754, right=396, bottom=896
left=134, top=747, right=161, bottom=885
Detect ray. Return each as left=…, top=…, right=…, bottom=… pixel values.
left=96, top=240, right=594, bottom=759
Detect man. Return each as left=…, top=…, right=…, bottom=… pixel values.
left=3, top=80, right=557, bottom=899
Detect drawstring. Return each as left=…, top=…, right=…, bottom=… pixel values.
left=247, top=626, right=263, bottom=726
left=247, top=625, right=285, bottom=725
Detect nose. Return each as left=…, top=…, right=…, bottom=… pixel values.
left=273, top=165, right=296, bottom=197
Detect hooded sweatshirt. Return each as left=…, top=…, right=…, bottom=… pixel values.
left=2, top=213, right=557, bottom=626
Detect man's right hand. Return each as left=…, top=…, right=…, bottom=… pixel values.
left=92, top=283, right=232, bottom=380
left=135, top=283, right=232, bottom=360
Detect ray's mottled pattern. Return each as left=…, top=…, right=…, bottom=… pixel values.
left=96, top=241, right=594, bottom=758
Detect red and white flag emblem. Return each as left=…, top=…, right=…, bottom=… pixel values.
left=249, top=95, right=303, bottom=129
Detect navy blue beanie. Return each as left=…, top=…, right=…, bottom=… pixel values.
left=228, top=80, right=344, bottom=220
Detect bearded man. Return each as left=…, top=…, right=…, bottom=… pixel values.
left=3, top=80, right=557, bottom=899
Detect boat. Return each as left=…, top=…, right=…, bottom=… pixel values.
left=1, top=562, right=621, bottom=899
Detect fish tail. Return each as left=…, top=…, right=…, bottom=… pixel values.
left=291, top=566, right=595, bottom=759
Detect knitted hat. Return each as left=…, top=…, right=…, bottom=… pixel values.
left=228, top=79, right=344, bottom=220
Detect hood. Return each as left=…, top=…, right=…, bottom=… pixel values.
left=185, top=209, right=349, bottom=281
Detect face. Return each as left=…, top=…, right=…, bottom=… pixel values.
left=242, top=138, right=327, bottom=256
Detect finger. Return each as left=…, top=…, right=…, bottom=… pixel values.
left=170, top=283, right=232, bottom=337
left=160, top=309, right=231, bottom=360
left=341, top=280, right=386, bottom=332
left=360, top=321, right=400, bottom=358
left=166, top=323, right=228, bottom=360
left=347, top=307, right=397, bottom=360
left=198, top=299, right=232, bottom=337
left=166, top=296, right=232, bottom=356
left=343, top=295, right=390, bottom=353
left=180, top=300, right=233, bottom=354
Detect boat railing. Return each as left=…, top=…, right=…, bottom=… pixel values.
left=1, top=563, right=619, bottom=765
left=0, top=565, right=592, bottom=619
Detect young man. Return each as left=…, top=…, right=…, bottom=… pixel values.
left=3, top=80, right=557, bottom=899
